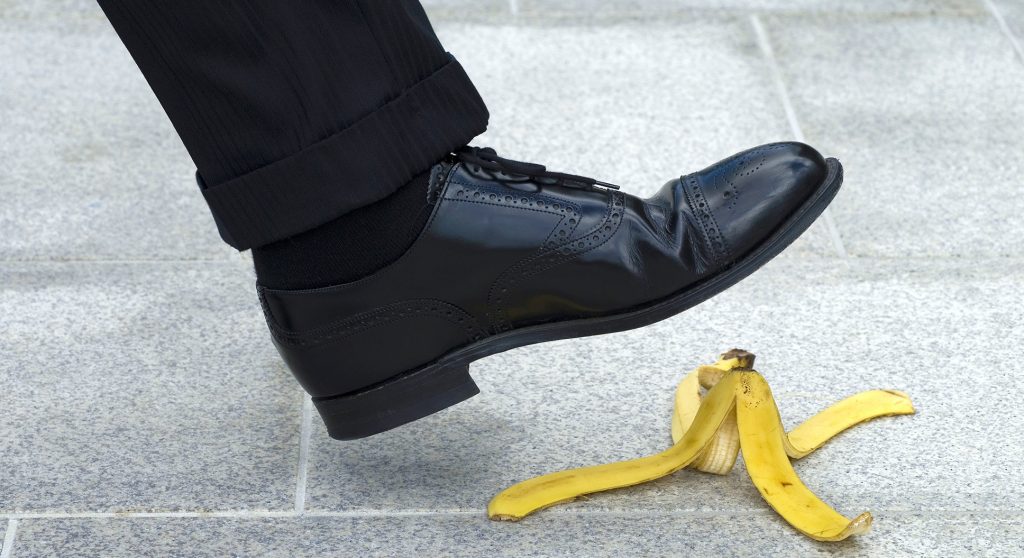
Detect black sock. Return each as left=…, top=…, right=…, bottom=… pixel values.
left=252, top=169, right=433, bottom=290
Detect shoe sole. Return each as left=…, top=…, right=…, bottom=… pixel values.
left=315, top=159, right=845, bottom=440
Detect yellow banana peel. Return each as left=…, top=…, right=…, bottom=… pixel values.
left=487, top=372, right=739, bottom=521
left=488, top=349, right=915, bottom=542
left=734, top=370, right=873, bottom=541
left=784, top=389, right=915, bottom=459
left=673, top=353, right=916, bottom=467
left=671, top=351, right=752, bottom=475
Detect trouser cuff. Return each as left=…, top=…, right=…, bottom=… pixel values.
left=197, top=56, right=488, bottom=250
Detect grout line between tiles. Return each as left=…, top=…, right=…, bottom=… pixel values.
left=983, top=0, right=1024, bottom=64
left=0, top=519, right=17, bottom=558
left=749, top=14, right=849, bottom=259
left=294, top=394, right=314, bottom=515
left=508, top=0, right=519, bottom=16
left=3, top=509, right=1023, bottom=521
left=0, top=259, right=243, bottom=265
left=0, top=511, right=479, bottom=520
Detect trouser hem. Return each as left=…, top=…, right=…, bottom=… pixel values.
left=197, top=56, right=488, bottom=250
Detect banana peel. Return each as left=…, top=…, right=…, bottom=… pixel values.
left=673, top=351, right=916, bottom=467
left=487, top=371, right=740, bottom=522
left=488, top=349, right=915, bottom=542
left=783, top=389, right=914, bottom=459
left=671, top=350, right=753, bottom=475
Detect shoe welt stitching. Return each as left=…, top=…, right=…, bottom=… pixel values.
left=260, top=297, right=486, bottom=348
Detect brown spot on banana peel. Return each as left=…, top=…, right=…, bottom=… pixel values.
left=490, top=496, right=580, bottom=522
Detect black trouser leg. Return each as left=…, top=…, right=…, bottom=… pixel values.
left=97, top=1, right=489, bottom=250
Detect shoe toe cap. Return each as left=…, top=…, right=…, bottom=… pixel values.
left=693, top=142, right=828, bottom=261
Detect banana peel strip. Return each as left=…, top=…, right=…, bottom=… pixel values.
left=784, top=389, right=915, bottom=459
left=734, top=371, right=873, bottom=541
left=671, top=357, right=749, bottom=475
left=488, top=351, right=915, bottom=543
left=487, top=373, right=740, bottom=521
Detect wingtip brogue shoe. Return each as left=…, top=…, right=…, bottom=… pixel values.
left=258, top=143, right=843, bottom=439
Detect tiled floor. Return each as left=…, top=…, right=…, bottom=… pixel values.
left=2, top=1, right=1023, bottom=556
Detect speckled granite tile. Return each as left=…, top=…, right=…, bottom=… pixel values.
left=422, top=0, right=510, bottom=22
left=8, top=512, right=1024, bottom=557
left=0, top=262, right=300, bottom=512
left=991, top=0, right=1024, bottom=45
left=306, top=258, right=1024, bottom=515
left=436, top=19, right=835, bottom=257
left=0, top=16, right=236, bottom=261
left=0, top=0, right=103, bottom=22
left=519, top=0, right=984, bottom=22
left=764, top=14, right=1024, bottom=257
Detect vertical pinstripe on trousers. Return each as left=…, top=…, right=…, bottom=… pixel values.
left=98, top=0, right=489, bottom=249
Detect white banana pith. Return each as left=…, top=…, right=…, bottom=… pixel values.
left=488, top=349, right=915, bottom=542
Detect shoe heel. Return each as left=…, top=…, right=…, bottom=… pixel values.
left=312, top=361, right=479, bottom=440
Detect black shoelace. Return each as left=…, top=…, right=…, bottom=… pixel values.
left=456, top=146, right=621, bottom=191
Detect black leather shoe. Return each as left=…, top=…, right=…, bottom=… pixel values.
left=258, top=142, right=842, bottom=439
